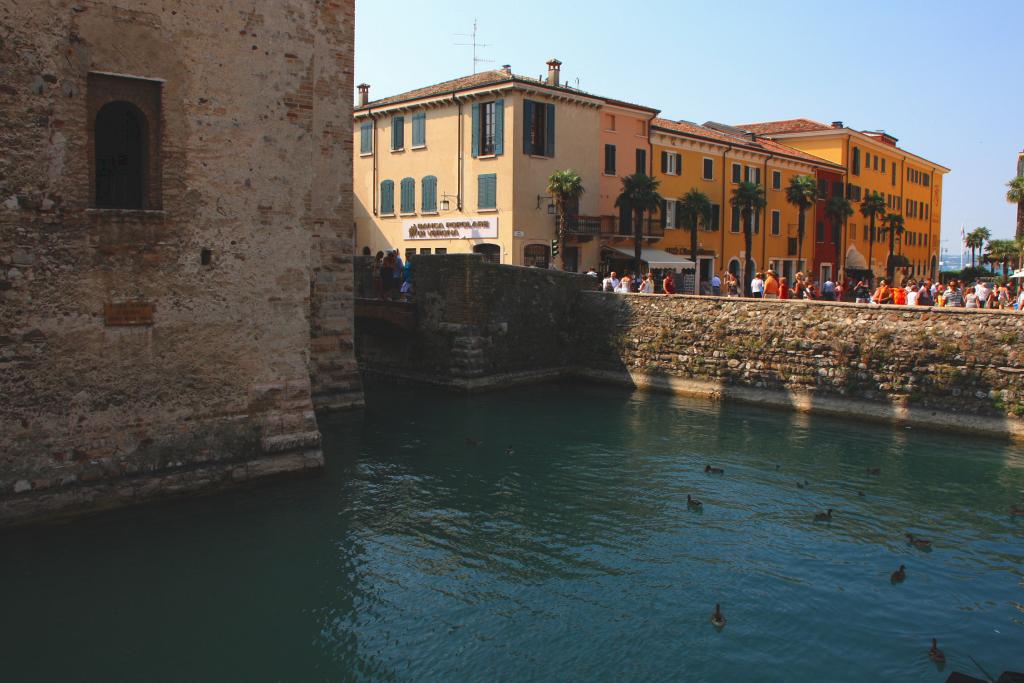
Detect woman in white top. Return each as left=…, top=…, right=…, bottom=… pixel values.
left=615, top=276, right=632, bottom=294
left=640, top=273, right=655, bottom=294
left=905, top=284, right=919, bottom=306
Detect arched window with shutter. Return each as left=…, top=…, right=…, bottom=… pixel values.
left=421, top=176, right=437, bottom=213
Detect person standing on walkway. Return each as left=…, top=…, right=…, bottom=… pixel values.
left=711, top=272, right=722, bottom=296
left=853, top=279, right=870, bottom=304
left=943, top=280, right=964, bottom=307
left=763, top=270, right=780, bottom=300
left=662, top=272, right=676, bottom=295
left=750, top=272, right=765, bottom=299
left=640, top=272, right=655, bottom=294
left=725, top=273, right=740, bottom=297
left=871, top=279, right=893, bottom=305
left=602, top=271, right=619, bottom=292
left=779, top=276, right=789, bottom=300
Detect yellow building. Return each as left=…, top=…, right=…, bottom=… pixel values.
left=353, top=61, right=611, bottom=269
left=737, top=119, right=950, bottom=281
left=649, top=119, right=845, bottom=289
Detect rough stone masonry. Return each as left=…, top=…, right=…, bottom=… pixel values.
left=0, top=0, right=361, bottom=525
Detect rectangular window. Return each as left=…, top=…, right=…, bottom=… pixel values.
left=865, top=152, right=870, bottom=169
left=605, top=114, right=616, bottom=131
left=730, top=207, right=740, bottom=233
left=480, top=101, right=495, bottom=155
left=818, top=178, right=829, bottom=198
left=380, top=179, right=394, bottom=215
left=661, top=151, right=681, bottom=175
left=703, top=158, right=714, bottom=180
left=405, top=247, right=416, bottom=262
left=852, top=147, right=861, bottom=175
left=832, top=181, right=843, bottom=197
left=771, top=210, right=781, bottom=235
left=524, top=100, right=554, bottom=156
left=435, top=248, right=448, bottom=255
left=862, top=224, right=868, bottom=240
left=359, top=122, right=373, bottom=155
left=892, top=162, right=897, bottom=186
left=411, top=112, right=426, bottom=148
left=923, top=174, right=930, bottom=187
left=665, top=199, right=677, bottom=228
left=732, top=163, right=741, bottom=183
left=755, top=168, right=762, bottom=185
left=421, top=176, right=437, bottom=213
left=635, top=148, right=647, bottom=174
left=400, top=177, right=415, bottom=214
left=420, top=248, right=432, bottom=255
left=478, top=173, right=497, bottom=209
left=709, top=204, right=721, bottom=231
left=873, top=155, right=879, bottom=171
left=772, top=170, right=781, bottom=190
left=816, top=220, right=825, bottom=242
left=604, top=144, right=616, bottom=175
left=391, top=116, right=404, bottom=151
left=881, top=158, right=886, bottom=173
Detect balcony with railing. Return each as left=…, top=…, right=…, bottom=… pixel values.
left=557, top=214, right=665, bottom=239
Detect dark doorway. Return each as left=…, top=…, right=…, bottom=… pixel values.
left=473, top=243, right=501, bottom=264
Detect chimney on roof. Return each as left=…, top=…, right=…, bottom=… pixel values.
left=831, top=121, right=844, bottom=129
left=357, top=83, right=370, bottom=107
left=546, top=59, right=562, bottom=86
left=747, top=132, right=757, bottom=142
left=502, top=64, right=512, bottom=75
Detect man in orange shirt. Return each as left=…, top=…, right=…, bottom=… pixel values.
left=763, top=270, right=780, bottom=299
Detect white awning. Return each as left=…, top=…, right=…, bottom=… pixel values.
left=845, top=246, right=868, bottom=270
left=604, top=246, right=695, bottom=269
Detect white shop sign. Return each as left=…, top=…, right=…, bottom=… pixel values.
left=404, top=217, right=498, bottom=240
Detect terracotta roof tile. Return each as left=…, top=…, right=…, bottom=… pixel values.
left=734, top=118, right=834, bottom=135
left=650, top=118, right=843, bottom=169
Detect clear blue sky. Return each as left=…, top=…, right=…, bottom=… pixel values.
left=355, top=0, right=1023, bottom=251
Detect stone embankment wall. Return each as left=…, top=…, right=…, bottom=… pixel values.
left=355, top=255, right=600, bottom=388
left=0, top=1, right=359, bottom=525
left=574, top=294, right=1024, bottom=438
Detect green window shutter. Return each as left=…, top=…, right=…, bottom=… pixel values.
left=380, top=180, right=394, bottom=214
left=471, top=103, right=480, bottom=158
left=412, top=113, right=425, bottom=147
left=494, top=99, right=504, bottom=155
left=422, top=176, right=437, bottom=212
left=544, top=103, right=555, bottom=157
left=400, top=177, right=415, bottom=213
left=359, top=122, right=372, bottom=155
left=478, top=173, right=496, bottom=209
left=523, top=100, right=535, bottom=154
left=392, top=116, right=404, bottom=150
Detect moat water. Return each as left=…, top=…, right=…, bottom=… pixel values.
left=3, top=382, right=1023, bottom=682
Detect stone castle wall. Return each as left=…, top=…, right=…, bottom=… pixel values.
left=0, top=0, right=360, bottom=524
left=354, top=254, right=600, bottom=388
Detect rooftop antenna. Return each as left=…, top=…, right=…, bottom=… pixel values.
left=454, top=19, right=493, bottom=74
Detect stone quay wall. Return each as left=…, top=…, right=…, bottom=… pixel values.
left=573, top=294, right=1024, bottom=438
left=354, top=255, right=1024, bottom=438
left=0, top=1, right=360, bottom=525
left=354, top=254, right=600, bottom=388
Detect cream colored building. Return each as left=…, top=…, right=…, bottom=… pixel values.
left=354, top=61, right=606, bottom=268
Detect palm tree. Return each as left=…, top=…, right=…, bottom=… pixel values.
left=825, top=195, right=854, bottom=278
left=615, top=173, right=663, bottom=278
left=1007, top=175, right=1024, bottom=241
left=879, top=213, right=905, bottom=282
left=785, top=175, right=817, bottom=271
left=859, top=193, right=887, bottom=279
left=965, top=226, right=992, bottom=269
left=678, top=189, right=713, bottom=284
left=546, top=169, right=585, bottom=270
left=987, top=239, right=1017, bottom=277
left=730, top=181, right=767, bottom=296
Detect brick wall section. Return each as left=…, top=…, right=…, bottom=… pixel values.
left=0, top=1, right=359, bottom=525
left=355, top=255, right=600, bottom=383
left=574, top=295, right=1024, bottom=436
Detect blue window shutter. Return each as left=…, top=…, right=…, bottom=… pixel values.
left=471, top=103, right=480, bottom=158
left=478, top=174, right=496, bottom=209
left=494, top=99, right=504, bottom=156
left=523, top=100, right=534, bottom=154
left=381, top=180, right=394, bottom=214
left=422, top=176, right=437, bottom=212
left=360, top=122, right=372, bottom=155
left=544, top=103, right=555, bottom=157
left=400, top=177, right=415, bottom=213
left=392, top=116, right=404, bottom=150
left=411, top=113, right=425, bottom=147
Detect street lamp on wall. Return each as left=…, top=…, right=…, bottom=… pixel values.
left=536, top=194, right=555, bottom=214
left=439, top=193, right=458, bottom=212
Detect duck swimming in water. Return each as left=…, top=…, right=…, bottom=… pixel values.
left=1011, top=505, right=1024, bottom=516
left=797, top=480, right=809, bottom=489
left=890, top=564, right=906, bottom=583
left=505, top=446, right=515, bottom=455
left=711, top=603, right=726, bottom=628
left=465, top=437, right=482, bottom=447
left=705, top=465, right=724, bottom=475
left=928, top=638, right=945, bottom=663
left=813, top=509, right=833, bottom=522
left=687, top=494, right=703, bottom=510
left=906, top=533, right=932, bottom=549
left=866, top=467, right=881, bottom=475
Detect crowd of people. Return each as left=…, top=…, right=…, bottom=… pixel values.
left=597, top=267, right=1024, bottom=310
left=370, top=249, right=414, bottom=300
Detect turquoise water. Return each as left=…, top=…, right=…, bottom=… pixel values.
left=2, top=382, right=1023, bottom=682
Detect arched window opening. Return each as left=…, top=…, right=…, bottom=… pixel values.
left=523, top=244, right=550, bottom=268
left=473, top=243, right=500, bottom=264
left=95, top=101, right=147, bottom=209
